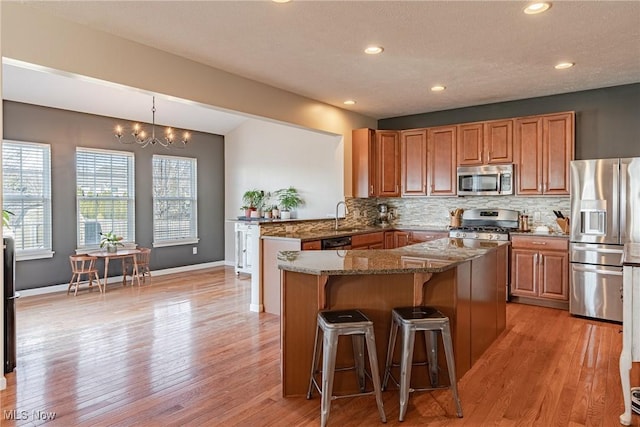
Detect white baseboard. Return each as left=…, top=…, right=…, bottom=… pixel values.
left=249, top=303, right=264, bottom=313
left=17, top=261, right=227, bottom=298
left=0, top=375, right=6, bottom=390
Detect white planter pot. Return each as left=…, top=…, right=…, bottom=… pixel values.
left=250, top=210, right=261, bottom=218
left=280, top=210, right=291, bottom=220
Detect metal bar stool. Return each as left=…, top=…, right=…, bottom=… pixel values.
left=307, top=309, right=387, bottom=427
left=382, top=306, right=463, bottom=421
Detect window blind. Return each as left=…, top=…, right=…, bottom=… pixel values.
left=2, top=140, right=52, bottom=255
left=152, top=155, right=198, bottom=244
left=76, top=148, right=135, bottom=248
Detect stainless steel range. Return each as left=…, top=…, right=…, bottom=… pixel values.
left=448, top=208, right=520, bottom=241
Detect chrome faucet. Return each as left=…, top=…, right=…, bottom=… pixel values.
left=335, top=201, right=348, bottom=230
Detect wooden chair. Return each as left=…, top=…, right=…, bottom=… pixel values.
left=68, top=255, right=103, bottom=296
left=125, top=247, right=152, bottom=285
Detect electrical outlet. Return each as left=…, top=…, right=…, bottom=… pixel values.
left=192, top=247, right=198, bottom=255
left=353, top=209, right=360, bottom=218
left=533, top=211, right=541, bottom=221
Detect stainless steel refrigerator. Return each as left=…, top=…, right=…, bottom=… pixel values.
left=570, top=157, right=640, bottom=322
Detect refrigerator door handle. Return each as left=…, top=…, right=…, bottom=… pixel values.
left=620, top=160, right=628, bottom=243
left=571, top=265, right=623, bottom=276
left=612, top=161, right=620, bottom=241
left=571, top=246, right=623, bottom=254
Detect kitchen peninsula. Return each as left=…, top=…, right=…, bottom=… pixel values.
left=277, top=238, right=508, bottom=397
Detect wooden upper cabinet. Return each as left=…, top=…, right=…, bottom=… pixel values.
left=428, top=125, right=457, bottom=196
left=458, top=120, right=513, bottom=166
left=400, top=129, right=428, bottom=196
left=352, top=128, right=377, bottom=198
left=514, top=117, right=543, bottom=194
left=376, top=131, right=401, bottom=197
left=543, top=112, right=574, bottom=195
left=457, top=123, right=484, bottom=165
left=515, top=112, right=574, bottom=195
left=484, top=119, right=513, bottom=164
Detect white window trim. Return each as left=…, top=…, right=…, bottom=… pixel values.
left=16, top=250, right=55, bottom=262
left=152, top=237, right=200, bottom=248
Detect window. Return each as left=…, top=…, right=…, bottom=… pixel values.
left=2, top=140, right=53, bottom=260
left=76, top=148, right=135, bottom=248
left=152, top=155, right=198, bottom=246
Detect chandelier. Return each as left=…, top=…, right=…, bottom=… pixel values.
left=115, top=96, right=190, bottom=148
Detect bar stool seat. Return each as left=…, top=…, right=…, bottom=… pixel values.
left=307, top=309, right=386, bottom=427
left=382, top=306, right=463, bottom=421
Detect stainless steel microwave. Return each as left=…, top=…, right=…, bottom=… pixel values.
left=457, top=164, right=514, bottom=196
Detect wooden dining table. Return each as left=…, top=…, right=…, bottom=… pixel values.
left=89, top=248, right=141, bottom=291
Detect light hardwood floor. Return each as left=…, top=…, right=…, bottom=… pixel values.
left=0, top=266, right=634, bottom=426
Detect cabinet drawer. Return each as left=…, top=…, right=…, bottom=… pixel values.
left=352, top=232, right=385, bottom=247
left=510, top=235, right=568, bottom=251
left=301, top=240, right=321, bottom=250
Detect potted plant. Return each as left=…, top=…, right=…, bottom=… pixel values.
left=275, top=187, right=304, bottom=220
left=242, top=189, right=265, bottom=218
left=100, top=231, right=124, bottom=253
left=2, top=209, right=14, bottom=228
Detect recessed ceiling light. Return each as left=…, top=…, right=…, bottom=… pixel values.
left=431, top=85, right=446, bottom=92
left=524, top=2, right=551, bottom=14
left=555, top=62, right=575, bottom=70
left=364, top=46, right=384, bottom=55
left=343, top=100, right=356, bottom=105
left=272, top=0, right=291, bottom=3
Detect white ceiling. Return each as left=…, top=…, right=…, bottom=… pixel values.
left=3, top=1, right=640, bottom=134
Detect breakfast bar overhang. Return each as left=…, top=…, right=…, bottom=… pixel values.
left=277, top=238, right=509, bottom=397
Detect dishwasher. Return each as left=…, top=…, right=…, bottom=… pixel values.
left=321, top=236, right=352, bottom=250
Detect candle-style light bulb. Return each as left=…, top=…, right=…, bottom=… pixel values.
left=115, top=125, right=123, bottom=138
left=183, top=132, right=190, bottom=143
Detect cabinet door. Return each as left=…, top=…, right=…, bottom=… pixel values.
left=484, top=119, right=513, bottom=164
left=352, top=128, right=376, bottom=198
left=384, top=231, right=396, bottom=249
left=539, top=250, right=569, bottom=300
left=428, top=125, right=457, bottom=196
left=376, top=131, right=401, bottom=197
left=542, top=112, right=574, bottom=195
left=511, top=248, right=538, bottom=297
left=395, top=231, right=410, bottom=248
left=514, top=117, right=543, bottom=195
left=401, top=129, right=428, bottom=196
left=457, top=123, right=484, bottom=166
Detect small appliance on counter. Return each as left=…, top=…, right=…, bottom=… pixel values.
left=377, top=203, right=392, bottom=228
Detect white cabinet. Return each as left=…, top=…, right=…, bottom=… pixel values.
left=235, top=222, right=256, bottom=275
left=620, top=248, right=640, bottom=425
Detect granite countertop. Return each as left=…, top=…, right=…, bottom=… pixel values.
left=623, top=243, right=640, bottom=267
left=262, top=224, right=449, bottom=242
left=277, top=238, right=508, bottom=275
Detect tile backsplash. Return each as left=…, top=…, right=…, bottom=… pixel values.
left=259, top=196, right=570, bottom=235
left=350, top=195, right=571, bottom=232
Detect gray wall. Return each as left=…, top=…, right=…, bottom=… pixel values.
left=379, top=83, right=640, bottom=160
left=3, top=101, right=225, bottom=290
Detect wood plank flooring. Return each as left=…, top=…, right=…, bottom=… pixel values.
left=0, top=266, right=634, bottom=426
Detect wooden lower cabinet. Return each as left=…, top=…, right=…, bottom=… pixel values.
left=510, top=235, right=569, bottom=308
left=351, top=232, right=385, bottom=249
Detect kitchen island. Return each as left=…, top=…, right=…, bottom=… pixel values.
left=278, top=238, right=508, bottom=397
